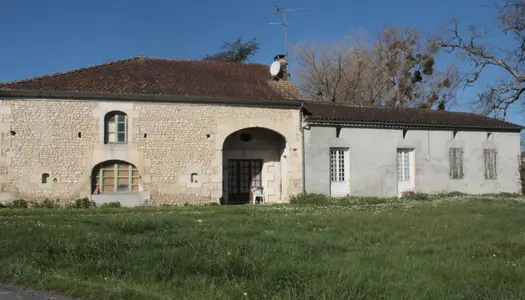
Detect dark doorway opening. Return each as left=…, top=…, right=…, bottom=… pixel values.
left=227, top=159, right=262, bottom=204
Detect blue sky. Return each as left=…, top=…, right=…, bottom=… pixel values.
left=1, top=0, right=521, bottom=125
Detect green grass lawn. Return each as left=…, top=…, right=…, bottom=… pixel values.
left=1, top=198, right=525, bottom=299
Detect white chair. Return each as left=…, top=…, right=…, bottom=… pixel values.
left=251, top=186, right=264, bottom=204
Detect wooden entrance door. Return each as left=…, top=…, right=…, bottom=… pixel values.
left=227, top=159, right=262, bottom=204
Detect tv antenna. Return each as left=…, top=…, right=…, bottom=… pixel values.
left=269, top=2, right=305, bottom=56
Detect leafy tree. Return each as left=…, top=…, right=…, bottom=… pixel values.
left=204, top=37, right=260, bottom=63
left=439, top=0, right=525, bottom=120
left=295, top=25, right=458, bottom=109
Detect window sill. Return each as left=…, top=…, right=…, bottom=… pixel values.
left=95, top=191, right=139, bottom=195
left=102, top=143, right=129, bottom=150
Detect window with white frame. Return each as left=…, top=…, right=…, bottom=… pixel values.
left=483, top=149, right=497, bottom=180
left=449, top=148, right=464, bottom=179
left=330, top=149, right=347, bottom=182
left=104, top=111, right=127, bottom=144
left=397, top=149, right=411, bottom=181
left=92, top=161, right=139, bottom=193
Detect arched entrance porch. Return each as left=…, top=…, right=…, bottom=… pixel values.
left=222, top=127, right=287, bottom=204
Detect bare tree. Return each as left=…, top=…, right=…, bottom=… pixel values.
left=294, top=34, right=378, bottom=104
left=295, top=26, right=458, bottom=109
left=439, top=0, right=525, bottom=120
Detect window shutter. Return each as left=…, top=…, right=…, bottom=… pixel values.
left=449, top=148, right=454, bottom=178
left=459, top=148, right=464, bottom=178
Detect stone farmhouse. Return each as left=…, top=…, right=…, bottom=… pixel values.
left=0, top=55, right=522, bottom=206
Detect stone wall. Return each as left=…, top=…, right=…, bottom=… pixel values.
left=0, top=99, right=303, bottom=204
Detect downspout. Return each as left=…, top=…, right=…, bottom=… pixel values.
left=300, top=101, right=306, bottom=194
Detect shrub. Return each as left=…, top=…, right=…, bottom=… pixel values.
left=32, top=198, right=60, bottom=209
left=68, top=197, right=97, bottom=209
left=401, top=192, right=431, bottom=201
left=7, top=199, right=29, bottom=209
left=100, top=202, right=121, bottom=208
left=290, top=193, right=332, bottom=205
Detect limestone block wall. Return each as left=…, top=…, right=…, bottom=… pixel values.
left=0, top=100, right=99, bottom=202
left=134, top=102, right=302, bottom=204
left=0, top=98, right=303, bottom=204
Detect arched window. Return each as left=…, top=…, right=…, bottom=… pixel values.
left=92, top=160, right=139, bottom=193
left=104, top=111, right=127, bottom=144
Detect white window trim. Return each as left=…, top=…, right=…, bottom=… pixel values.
left=105, top=112, right=128, bottom=144
left=330, top=148, right=349, bottom=183
left=397, top=149, right=411, bottom=182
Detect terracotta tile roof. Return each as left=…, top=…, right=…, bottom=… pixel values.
left=0, top=56, right=302, bottom=101
left=303, top=102, right=524, bottom=130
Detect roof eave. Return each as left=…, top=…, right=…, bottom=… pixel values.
left=306, top=118, right=524, bottom=132
left=0, top=89, right=305, bottom=108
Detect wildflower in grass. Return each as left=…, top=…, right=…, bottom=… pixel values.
left=492, top=253, right=497, bottom=257
left=227, top=251, right=231, bottom=255
left=243, top=291, right=248, bottom=297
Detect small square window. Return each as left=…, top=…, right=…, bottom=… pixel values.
left=41, top=173, right=50, bottom=184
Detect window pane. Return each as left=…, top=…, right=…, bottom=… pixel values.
left=117, top=114, right=126, bottom=122
left=117, top=184, right=129, bottom=192
left=117, top=132, right=126, bottom=142
left=102, top=170, right=114, bottom=177
left=107, top=123, right=116, bottom=132
left=118, top=177, right=129, bottom=185
left=132, top=170, right=139, bottom=177
left=103, top=178, right=114, bottom=185
left=108, top=115, right=116, bottom=122
left=118, top=170, right=130, bottom=177
left=117, top=162, right=129, bottom=169
left=117, top=122, right=126, bottom=132
left=108, top=133, right=116, bottom=143
left=102, top=185, right=114, bottom=192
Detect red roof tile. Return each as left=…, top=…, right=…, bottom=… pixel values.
left=0, top=57, right=302, bottom=100
left=1, top=57, right=521, bottom=130
left=303, top=102, right=524, bottom=130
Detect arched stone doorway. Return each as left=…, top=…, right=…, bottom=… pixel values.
left=222, top=127, right=287, bottom=204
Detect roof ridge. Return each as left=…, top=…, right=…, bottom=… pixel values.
left=0, top=56, right=272, bottom=87
left=136, top=56, right=270, bottom=67
left=0, top=56, right=143, bottom=86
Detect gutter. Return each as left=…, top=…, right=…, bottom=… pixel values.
left=308, top=119, right=524, bottom=132
left=0, top=89, right=305, bottom=109
left=299, top=101, right=306, bottom=195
